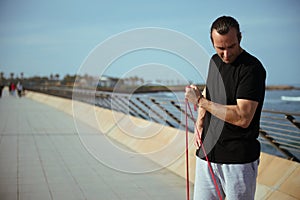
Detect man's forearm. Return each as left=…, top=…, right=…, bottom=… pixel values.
left=196, top=107, right=206, bottom=129
left=198, top=97, right=258, bottom=128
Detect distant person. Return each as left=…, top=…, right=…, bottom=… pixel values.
left=0, top=84, right=4, bottom=98
left=9, top=82, right=16, bottom=96
left=185, top=16, right=266, bottom=199
left=8, top=82, right=11, bottom=94
left=17, top=82, right=23, bottom=98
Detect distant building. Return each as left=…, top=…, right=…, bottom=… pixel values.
left=97, top=76, right=119, bottom=88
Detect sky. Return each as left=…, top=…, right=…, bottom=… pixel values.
left=0, top=0, right=299, bottom=85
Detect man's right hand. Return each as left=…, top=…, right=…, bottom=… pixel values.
left=185, top=85, right=202, bottom=105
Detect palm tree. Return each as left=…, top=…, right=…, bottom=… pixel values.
left=140, top=78, right=144, bottom=85
left=55, top=74, right=60, bottom=81
left=10, top=73, right=14, bottom=80
left=0, top=72, right=4, bottom=80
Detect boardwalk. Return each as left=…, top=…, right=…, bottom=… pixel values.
left=0, top=91, right=190, bottom=200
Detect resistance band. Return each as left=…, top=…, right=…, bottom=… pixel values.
left=185, top=97, right=223, bottom=200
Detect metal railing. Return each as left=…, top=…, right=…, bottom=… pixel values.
left=26, top=86, right=300, bottom=162
left=259, top=111, right=300, bottom=161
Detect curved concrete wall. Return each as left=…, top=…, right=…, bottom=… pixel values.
left=26, top=91, right=300, bottom=200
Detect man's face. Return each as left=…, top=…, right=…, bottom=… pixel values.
left=211, top=28, right=242, bottom=64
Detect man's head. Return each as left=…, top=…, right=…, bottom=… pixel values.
left=210, top=16, right=243, bottom=64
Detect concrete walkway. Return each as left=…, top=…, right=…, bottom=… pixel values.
left=0, top=91, right=190, bottom=200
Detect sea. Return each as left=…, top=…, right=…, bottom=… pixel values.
left=263, top=89, right=300, bottom=113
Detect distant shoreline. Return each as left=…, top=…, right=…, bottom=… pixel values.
left=265, top=85, right=300, bottom=90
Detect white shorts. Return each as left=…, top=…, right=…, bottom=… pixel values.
left=193, top=157, right=259, bottom=200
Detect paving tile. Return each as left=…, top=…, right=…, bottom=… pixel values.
left=19, top=175, right=47, bottom=185
left=267, top=190, right=299, bottom=200
left=19, top=191, right=52, bottom=200
left=0, top=192, right=17, bottom=200
left=51, top=191, right=85, bottom=200
left=279, top=166, right=300, bottom=199
left=0, top=183, right=17, bottom=193
left=0, top=178, right=17, bottom=185
left=48, top=182, right=80, bottom=193
left=19, top=183, right=49, bottom=194
left=254, top=183, right=272, bottom=200
left=84, top=191, right=120, bottom=200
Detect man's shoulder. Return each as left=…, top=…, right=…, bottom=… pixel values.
left=210, top=54, right=222, bottom=66
left=239, top=51, right=266, bottom=79
left=241, top=51, right=263, bottom=66
left=211, top=53, right=220, bottom=61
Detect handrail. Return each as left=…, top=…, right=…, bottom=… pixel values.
left=262, top=109, right=300, bottom=117
left=286, top=114, right=300, bottom=129
left=26, top=86, right=300, bottom=162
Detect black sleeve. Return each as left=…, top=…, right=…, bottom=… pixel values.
left=236, top=63, right=266, bottom=102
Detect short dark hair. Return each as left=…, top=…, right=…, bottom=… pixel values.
left=210, top=16, right=241, bottom=43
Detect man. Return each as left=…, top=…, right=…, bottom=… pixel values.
left=185, top=16, right=266, bottom=199
left=0, top=83, right=4, bottom=98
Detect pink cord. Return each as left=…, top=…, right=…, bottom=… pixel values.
left=185, top=100, right=190, bottom=200
left=185, top=99, right=223, bottom=200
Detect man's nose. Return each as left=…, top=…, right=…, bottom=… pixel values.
left=223, top=50, right=229, bottom=58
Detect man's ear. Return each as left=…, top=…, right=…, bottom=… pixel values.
left=238, top=32, right=242, bottom=43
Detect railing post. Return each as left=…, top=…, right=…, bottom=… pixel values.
left=150, top=98, right=181, bottom=128
left=136, top=97, right=174, bottom=127
left=285, top=114, right=300, bottom=129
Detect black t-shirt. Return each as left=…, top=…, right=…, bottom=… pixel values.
left=196, top=50, right=266, bottom=164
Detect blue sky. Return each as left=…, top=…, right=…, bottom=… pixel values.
left=0, top=0, right=299, bottom=85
